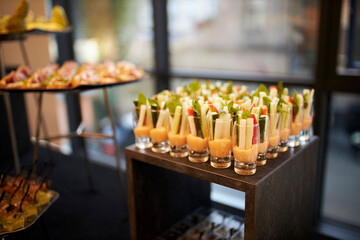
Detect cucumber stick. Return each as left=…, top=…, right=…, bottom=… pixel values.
left=171, top=106, right=182, bottom=134
left=138, top=105, right=146, bottom=127
left=210, top=112, right=219, bottom=140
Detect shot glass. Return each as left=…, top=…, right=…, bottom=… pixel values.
left=278, top=105, right=292, bottom=152
left=288, top=103, right=304, bottom=147
left=209, top=116, right=233, bottom=169
left=300, top=103, right=314, bottom=143
left=168, top=111, right=188, bottom=157
left=266, top=112, right=281, bottom=159
left=257, top=115, right=269, bottom=166
left=233, top=118, right=259, bottom=175
left=150, top=109, right=170, bottom=153
left=133, top=105, right=152, bottom=149
left=187, top=116, right=209, bottom=163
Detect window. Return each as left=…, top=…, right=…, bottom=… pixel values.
left=70, top=0, right=155, bottom=165
left=168, top=0, right=319, bottom=78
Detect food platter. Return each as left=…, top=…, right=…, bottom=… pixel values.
left=0, top=190, right=59, bottom=237
left=0, top=77, right=144, bottom=93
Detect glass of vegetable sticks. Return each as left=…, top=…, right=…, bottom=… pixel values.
left=168, top=105, right=189, bottom=157
left=132, top=105, right=153, bottom=149
left=209, top=113, right=233, bottom=169
left=300, top=89, right=315, bottom=142
left=278, top=104, right=292, bottom=152
left=257, top=115, right=269, bottom=166
left=233, top=113, right=259, bottom=175
left=187, top=114, right=209, bottom=163
left=149, top=108, right=170, bottom=153
left=289, top=92, right=304, bottom=147
left=266, top=111, right=281, bottom=159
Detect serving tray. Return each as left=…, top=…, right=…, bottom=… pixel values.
left=0, top=190, right=59, bottom=237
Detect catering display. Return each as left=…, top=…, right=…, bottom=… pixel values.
left=0, top=169, right=59, bottom=234
left=132, top=80, right=315, bottom=176
left=0, top=60, right=145, bottom=90
left=0, top=0, right=70, bottom=35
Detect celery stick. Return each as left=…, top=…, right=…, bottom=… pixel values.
left=214, top=118, right=222, bottom=140
left=251, top=107, right=260, bottom=122
left=270, top=102, right=276, bottom=136
left=138, top=105, right=146, bottom=127
left=283, top=95, right=289, bottom=103
left=245, top=118, right=254, bottom=150
left=171, top=106, right=182, bottom=134
left=188, top=116, right=196, bottom=136
left=283, top=88, right=289, bottom=96
left=146, top=104, right=153, bottom=127
left=295, top=94, right=303, bottom=123
left=201, top=106, right=208, bottom=138
left=259, top=91, right=267, bottom=106
left=243, top=99, right=251, bottom=111
left=270, top=88, right=277, bottom=98
left=179, top=105, right=188, bottom=136
left=156, top=110, right=167, bottom=128
left=272, top=97, right=279, bottom=107
left=221, top=113, right=231, bottom=139
left=252, top=96, right=259, bottom=106
left=236, top=114, right=241, bottom=146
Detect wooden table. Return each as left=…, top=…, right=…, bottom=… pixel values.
left=125, top=136, right=319, bottom=240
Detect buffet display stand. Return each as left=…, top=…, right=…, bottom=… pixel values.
left=0, top=31, right=137, bottom=216
left=125, top=136, right=319, bottom=240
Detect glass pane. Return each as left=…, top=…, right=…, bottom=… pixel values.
left=73, top=0, right=153, bottom=67
left=337, top=0, right=360, bottom=75
left=322, top=92, right=360, bottom=227
left=70, top=0, right=155, bottom=165
left=168, top=0, right=319, bottom=77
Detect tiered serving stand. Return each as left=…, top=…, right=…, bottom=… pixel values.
left=0, top=29, right=136, bottom=236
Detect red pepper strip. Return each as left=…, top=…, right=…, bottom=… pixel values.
left=209, top=104, right=219, bottom=114
left=242, top=107, right=246, bottom=112
left=289, top=97, right=293, bottom=104
left=261, top=107, right=268, bottom=115
left=207, top=100, right=212, bottom=104
left=251, top=114, right=258, bottom=144
left=250, top=103, right=256, bottom=113
left=212, top=90, right=218, bottom=94
left=269, top=86, right=277, bottom=90
left=188, top=108, right=194, bottom=116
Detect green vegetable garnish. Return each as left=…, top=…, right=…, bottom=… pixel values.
left=262, top=96, right=272, bottom=110
left=241, top=110, right=251, bottom=119
left=138, top=93, right=147, bottom=106
left=292, top=90, right=299, bottom=117
left=277, top=81, right=283, bottom=97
